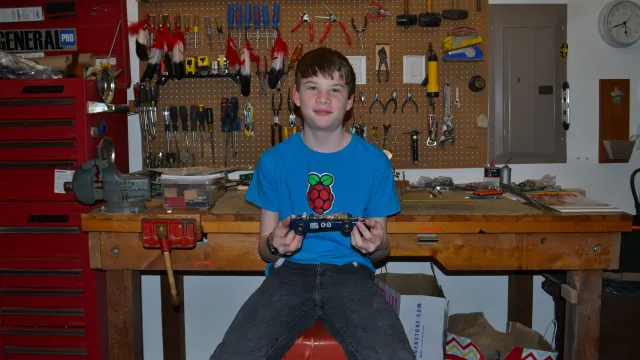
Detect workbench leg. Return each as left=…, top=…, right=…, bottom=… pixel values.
left=563, top=270, right=602, bottom=360
left=106, top=270, right=143, bottom=360
left=507, top=274, right=533, bottom=327
left=161, top=273, right=187, bottom=360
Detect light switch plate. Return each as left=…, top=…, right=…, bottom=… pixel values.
left=403, top=55, right=425, bottom=84
left=346, top=56, right=366, bottom=85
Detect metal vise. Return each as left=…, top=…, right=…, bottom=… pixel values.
left=64, top=159, right=151, bottom=214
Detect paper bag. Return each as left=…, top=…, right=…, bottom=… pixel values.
left=445, top=312, right=557, bottom=360
left=375, top=272, right=449, bottom=360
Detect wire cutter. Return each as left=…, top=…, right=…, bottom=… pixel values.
left=384, top=90, right=397, bottom=114
left=369, top=90, right=384, bottom=113
left=271, top=90, right=283, bottom=146
left=377, top=47, right=389, bottom=83
left=291, top=9, right=314, bottom=42
left=401, top=89, right=418, bottom=113
left=316, top=2, right=352, bottom=45
left=351, top=17, right=367, bottom=56
left=366, top=1, right=392, bottom=19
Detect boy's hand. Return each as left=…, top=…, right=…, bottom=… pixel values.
left=271, top=216, right=304, bottom=255
left=351, top=218, right=387, bottom=254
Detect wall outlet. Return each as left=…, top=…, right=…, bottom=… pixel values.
left=403, top=55, right=425, bottom=84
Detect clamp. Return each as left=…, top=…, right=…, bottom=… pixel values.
left=369, top=90, right=384, bottom=113
left=384, top=90, right=397, bottom=114
left=291, top=9, right=314, bottom=42
left=366, top=1, right=392, bottom=19
left=351, top=17, right=367, bottom=56
left=377, top=47, right=389, bottom=83
left=401, top=89, right=418, bottom=113
left=316, top=2, right=352, bottom=45
left=271, top=90, right=283, bottom=146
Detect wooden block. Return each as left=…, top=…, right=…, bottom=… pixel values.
left=164, top=187, right=178, bottom=197
left=183, top=189, right=198, bottom=200
left=561, top=283, right=577, bottom=304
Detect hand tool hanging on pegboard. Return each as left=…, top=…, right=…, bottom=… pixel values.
left=366, top=2, right=392, bottom=20
left=351, top=17, right=367, bottom=56
left=236, top=3, right=243, bottom=44
left=262, top=4, right=270, bottom=48
left=190, top=105, right=198, bottom=165
left=179, top=105, right=191, bottom=166
left=291, top=9, right=314, bottom=43
left=278, top=42, right=304, bottom=89
left=317, top=2, right=351, bottom=45
left=253, top=4, right=262, bottom=48
left=198, top=105, right=207, bottom=159
left=405, top=129, right=422, bottom=165
left=206, top=107, right=216, bottom=162
left=402, top=89, right=418, bottom=113
left=272, top=3, right=280, bottom=47
left=440, top=80, right=455, bottom=147
left=244, top=103, right=254, bottom=137
left=397, top=0, right=418, bottom=26
left=172, top=14, right=185, bottom=80
left=419, top=0, right=442, bottom=27
left=287, top=89, right=298, bottom=136
left=271, top=91, right=283, bottom=146
left=205, top=15, right=214, bottom=52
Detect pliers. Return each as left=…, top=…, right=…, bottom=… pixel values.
left=366, top=1, right=392, bottom=19
left=351, top=17, right=367, bottom=56
left=384, top=90, right=397, bottom=114
left=369, top=90, right=384, bottom=113
left=401, top=89, right=418, bottom=113
left=291, top=9, right=314, bottom=42
left=377, top=47, right=389, bottom=83
left=357, top=91, right=365, bottom=118
left=271, top=91, right=283, bottom=146
left=316, top=2, right=352, bottom=45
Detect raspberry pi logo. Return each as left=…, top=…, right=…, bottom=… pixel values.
left=306, top=172, right=335, bottom=214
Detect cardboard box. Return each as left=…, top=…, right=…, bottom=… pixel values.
left=375, top=273, right=449, bottom=360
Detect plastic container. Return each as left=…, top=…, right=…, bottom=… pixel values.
left=159, top=173, right=225, bottom=210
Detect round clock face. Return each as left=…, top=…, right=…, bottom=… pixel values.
left=599, top=0, right=640, bottom=47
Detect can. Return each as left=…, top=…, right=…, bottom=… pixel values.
left=500, top=165, right=511, bottom=186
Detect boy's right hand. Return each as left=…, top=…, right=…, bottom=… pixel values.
left=271, top=216, right=304, bottom=255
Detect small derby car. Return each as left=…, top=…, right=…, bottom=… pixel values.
left=289, top=212, right=366, bottom=236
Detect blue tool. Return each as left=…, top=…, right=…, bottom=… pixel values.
left=244, top=3, right=251, bottom=40
left=262, top=4, right=269, bottom=47
left=236, top=3, right=243, bottom=43
left=253, top=3, right=261, bottom=47
left=227, top=3, right=235, bottom=33
left=272, top=3, right=280, bottom=42
left=443, top=45, right=484, bottom=61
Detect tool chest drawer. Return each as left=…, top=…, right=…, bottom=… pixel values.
left=0, top=79, right=129, bottom=203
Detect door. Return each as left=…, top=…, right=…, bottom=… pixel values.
left=489, top=4, right=567, bottom=164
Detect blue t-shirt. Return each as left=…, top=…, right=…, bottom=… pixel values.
left=244, top=132, right=401, bottom=274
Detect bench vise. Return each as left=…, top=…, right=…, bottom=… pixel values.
left=64, top=159, right=151, bottom=214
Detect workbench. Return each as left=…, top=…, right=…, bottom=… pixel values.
left=81, top=189, right=632, bottom=360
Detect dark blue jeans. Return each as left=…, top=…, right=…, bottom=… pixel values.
left=210, top=260, right=414, bottom=360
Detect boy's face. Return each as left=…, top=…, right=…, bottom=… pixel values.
left=293, top=72, right=354, bottom=132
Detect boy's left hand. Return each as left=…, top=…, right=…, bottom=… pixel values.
left=351, top=218, right=387, bottom=254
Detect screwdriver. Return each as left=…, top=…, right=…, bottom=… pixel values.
left=206, top=107, right=215, bottom=163
left=205, top=15, right=213, bottom=52
left=179, top=105, right=189, bottom=157
left=215, top=17, right=224, bottom=50
left=245, top=3, right=252, bottom=42
left=227, top=3, right=235, bottom=43
left=272, top=3, right=280, bottom=46
left=278, top=42, right=304, bottom=88
left=169, top=105, right=180, bottom=158
left=163, top=107, right=171, bottom=153
left=262, top=4, right=269, bottom=48
left=193, top=15, right=199, bottom=49
left=198, top=104, right=206, bottom=158
left=190, top=105, right=198, bottom=159
left=253, top=4, right=261, bottom=48
left=230, top=97, right=239, bottom=157
left=236, top=3, right=243, bottom=44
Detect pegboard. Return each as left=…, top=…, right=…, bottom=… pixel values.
left=137, top=0, right=488, bottom=169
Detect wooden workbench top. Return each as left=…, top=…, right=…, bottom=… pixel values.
left=80, top=189, right=632, bottom=234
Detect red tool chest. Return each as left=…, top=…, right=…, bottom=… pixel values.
left=0, top=79, right=129, bottom=359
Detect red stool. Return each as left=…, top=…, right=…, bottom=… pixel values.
left=282, top=319, right=347, bottom=359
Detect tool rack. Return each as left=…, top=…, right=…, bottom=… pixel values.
left=136, top=0, right=489, bottom=169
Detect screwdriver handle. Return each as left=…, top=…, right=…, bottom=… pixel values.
left=206, top=107, right=214, bottom=131
left=227, top=3, right=235, bottom=30
left=169, top=105, right=178, bottom=131
left=190, top=105, right=198, bottom=129
left=272, top=3, right=280, bottom=29
left=253, top=4, right=261, bottom=29
left=197, top=104, right=205, bottom=131
left=163, top=107, right=170, bottom=132
left=262, top=4, right=269, bottom=30
left=245, top=3, right=251, bottom=30
left=179, top=105, right=188, bottom=130
left=236, top=3, right=242, bottom=31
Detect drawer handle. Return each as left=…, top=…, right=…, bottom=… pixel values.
left=417, top=233, right=439, bottom=245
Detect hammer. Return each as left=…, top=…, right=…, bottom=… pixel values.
left=442, top=0, right=468, bottom=20
left=396, top=0, right=417, bottom=27
left=419, top=0, right=441, bottom=27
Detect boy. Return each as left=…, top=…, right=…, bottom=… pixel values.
left=210, top=47, right=414, bottom=360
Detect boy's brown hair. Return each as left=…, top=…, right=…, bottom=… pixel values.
left=294, top=47, right=356, bottom=100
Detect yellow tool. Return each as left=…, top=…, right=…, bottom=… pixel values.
left=243, top=103, right=254, bottom=137
left=185, top=57, right=196, bottom=75
left=443, top=35, right=483, bottom=52
left=193, top=15, right=199, bottom=48
left=426, top=42, right=439, bottom=100
left=197, top=56, right=210, bottom=76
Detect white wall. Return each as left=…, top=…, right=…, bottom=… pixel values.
left=125, top=0, right=640, bottom=358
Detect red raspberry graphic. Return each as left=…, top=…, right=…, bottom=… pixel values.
left=306, top=173, right=335, bottom=214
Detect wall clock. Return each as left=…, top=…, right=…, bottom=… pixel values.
left=598, top=0, right=640, bottom=47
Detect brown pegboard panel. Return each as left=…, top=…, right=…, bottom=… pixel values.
left=137, top=0, right=488, bottom=169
